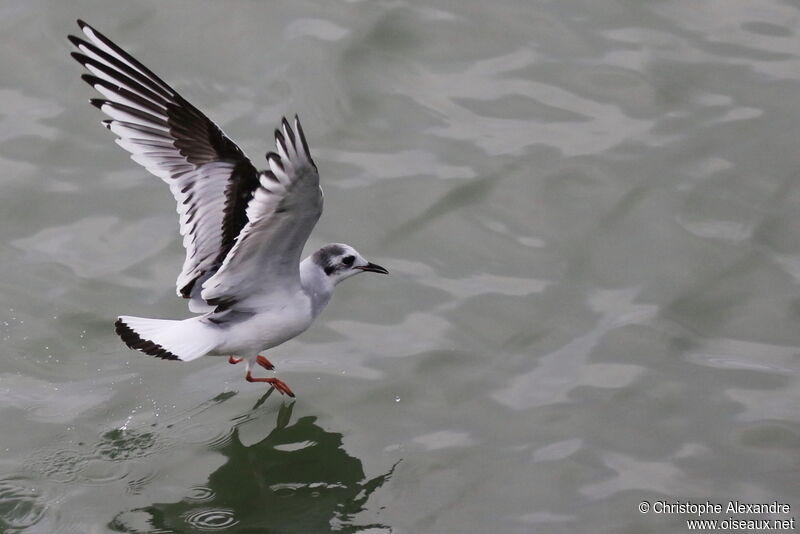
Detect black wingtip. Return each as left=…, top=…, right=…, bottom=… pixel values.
left=293, top=114, right=315, bottom=168
left=281, top=116, right=295, bottom=143
left=77, top=19, right=88, bottom=30
left=90, top=98, right=106, bottom=110
left=274, top=128, right=287, bottom=155
left=70, top=51, right=87, bottom=65
left=114, top=318, right=181, bottom=361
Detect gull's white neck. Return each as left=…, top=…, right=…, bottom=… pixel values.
left=300, top=256, right=335, bottom=317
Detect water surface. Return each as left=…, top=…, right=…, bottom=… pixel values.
left=1, top=1, right=799, bottom=532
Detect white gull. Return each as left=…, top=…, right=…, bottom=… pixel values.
left=69, top=20, right=388, bottom=397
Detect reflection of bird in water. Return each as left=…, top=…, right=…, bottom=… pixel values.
left=110, top=401, right=396, bottom=533
left=69, top=21, right=389, bottom=398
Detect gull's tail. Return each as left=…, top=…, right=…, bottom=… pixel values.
left=114, top=315, right=218, bottom=362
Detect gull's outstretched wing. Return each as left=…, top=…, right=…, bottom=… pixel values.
left=201, top=117, right=323, bottom=308
left=69, top=20, right=260, bottom=304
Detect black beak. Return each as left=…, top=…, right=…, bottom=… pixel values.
left=357, top=262, right=389, bottom=274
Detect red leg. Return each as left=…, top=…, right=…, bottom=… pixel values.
left=228, top=356, right=243, bottom=364
left=256, top=354, right=275, bottom=370
left=245, top=371, right=295, bottom=397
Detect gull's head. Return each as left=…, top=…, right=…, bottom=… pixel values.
left=313, top=243, right=388, bottom=285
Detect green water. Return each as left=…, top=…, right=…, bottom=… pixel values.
left=1, top=1, right=798, bottom=532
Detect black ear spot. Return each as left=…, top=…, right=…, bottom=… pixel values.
left=342, top=255, right=355, bottom=266
left=324, top=265, right=336, bottom=276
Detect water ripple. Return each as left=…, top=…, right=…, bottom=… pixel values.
left=185, top=486, right=216, bottom=503
left=0, top=478, right=46, bottom=531
left=183, top=508, right=239, bottom=531
left=11, top=215, right=174, bottom=279
left=26, top=448, right=89, bottom=484
left=95, top=429, right=159, bottom=461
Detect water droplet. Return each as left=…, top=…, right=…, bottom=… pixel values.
left=394, top=396, right=401, bottom=403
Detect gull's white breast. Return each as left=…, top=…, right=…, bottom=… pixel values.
left=211, top=291, right=314, bottom=356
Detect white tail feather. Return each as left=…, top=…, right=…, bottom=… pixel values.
left=115, top=315, right=219, bottom=362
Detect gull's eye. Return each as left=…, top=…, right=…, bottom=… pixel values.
left=342, top=255, right=355, bottom=266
